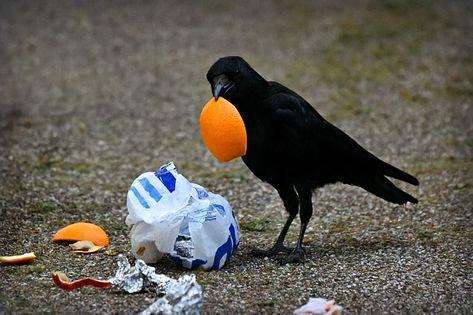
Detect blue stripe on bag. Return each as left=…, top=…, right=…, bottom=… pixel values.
left=168, top=255, right=207, bottom=270
left=229, top=224, right=239, bottom=252
left=211, top=224, right=238, bottom=270
left=130, top=186, right=150, bottom=209
left=155, top=170, right=176, bottom=192
left=139, top=177, right=162, bottom=203
left=212, top=204, right=225, bottom=216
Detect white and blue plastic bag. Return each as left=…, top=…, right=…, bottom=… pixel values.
left=126, top=162, right=240, bottom=270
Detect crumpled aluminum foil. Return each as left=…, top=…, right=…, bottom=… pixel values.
left=140, top=274, right=203, bottom=315
left=110, top=255, right=203, bottom=314
left=174, top=235, right=194, bottom=258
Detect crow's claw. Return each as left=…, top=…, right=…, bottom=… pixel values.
left=279, top=250, right=304, bottom=265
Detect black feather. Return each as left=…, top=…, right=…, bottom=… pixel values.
left=357, top=175, right=418, bottom=205
left=378, top=160, right=419, bottom=186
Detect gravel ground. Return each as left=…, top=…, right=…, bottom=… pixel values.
left=1, top=1, right=472, bottom=314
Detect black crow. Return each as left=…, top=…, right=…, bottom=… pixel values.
left=206, top=56, right=419, bottom=264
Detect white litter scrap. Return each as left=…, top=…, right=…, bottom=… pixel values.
left=110, top=255, right=203, bottom=315
left=126, top=162, right=240, bottom=270
left=293, top=298, right=343, bottom=315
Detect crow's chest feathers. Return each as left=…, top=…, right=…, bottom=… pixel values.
left=240, top=110, right=306, bottom=182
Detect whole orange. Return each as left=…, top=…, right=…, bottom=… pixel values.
left=200, top=97, right=247, bottom=162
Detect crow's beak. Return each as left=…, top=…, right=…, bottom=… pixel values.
left=212, top=74, right=234, bottom=101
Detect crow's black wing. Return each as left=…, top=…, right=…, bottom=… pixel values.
left=266, top=83, right=375, bottom=165
left=265, top=83, right=419, bottom=187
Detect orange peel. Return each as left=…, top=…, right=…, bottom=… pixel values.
left=52, top=222, right=109, bottom=246
left=0, top=252, right=36, bottom=265
left=52, top=271, right=112, bottom=291
left=200, top=97, right=247, bottom=162
left=69, top=240, right=104, bottom=254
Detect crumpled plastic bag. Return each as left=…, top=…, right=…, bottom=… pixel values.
left=126, top=162, right=240, bottom=270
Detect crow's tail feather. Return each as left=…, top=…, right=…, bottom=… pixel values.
left=379, top=160, right=419, bottom=186
left=360, top=175, right=418, bottom=205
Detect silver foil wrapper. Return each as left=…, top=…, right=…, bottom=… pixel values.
left=110, top=255, right=203, bottom=314
left=140, top=274, right=203, bottom=315
left=174, top=236, right=194, bottom=258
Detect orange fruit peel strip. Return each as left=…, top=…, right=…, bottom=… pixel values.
left=52, top=271, right=112, bottom=291
left=52, top=222, right=109, bottom=246
left=69, top=240, right=104, bottom=254
left=200, top=97, right=247, bottom=162
left=0, top=252, right=37, bottom=265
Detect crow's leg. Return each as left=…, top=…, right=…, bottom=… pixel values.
left=252, top=184, right=298, bottom=257
left=252, top=213, right=295, bottom=256
left=280, top=183, right=312, bottom=264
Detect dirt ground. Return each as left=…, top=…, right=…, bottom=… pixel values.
left=0, top=1, right=472, bottom=314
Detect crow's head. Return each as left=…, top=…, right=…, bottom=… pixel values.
left=207, top=56, right=269, bottom=105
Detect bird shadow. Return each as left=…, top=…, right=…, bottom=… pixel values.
left=237, top=235, right=436, bottom=267
left=305, top=235, right=436, bottom=260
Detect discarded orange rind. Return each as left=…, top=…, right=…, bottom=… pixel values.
left=52, top=271, right=112, bottom=291
left=52, top=222, right=109, bottom=246
left=69, top=240, right=104, bottom=254
left=200, top=97, right=247, bottom=162
left=0, top=252, right=36, bottom=265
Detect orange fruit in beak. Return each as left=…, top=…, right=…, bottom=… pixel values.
left=52, top=222, right=109, bottom=246
left=200, top=97, right=247, bottom=162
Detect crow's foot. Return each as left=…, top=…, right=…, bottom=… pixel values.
left=279, top=250, right=304, bottom=265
